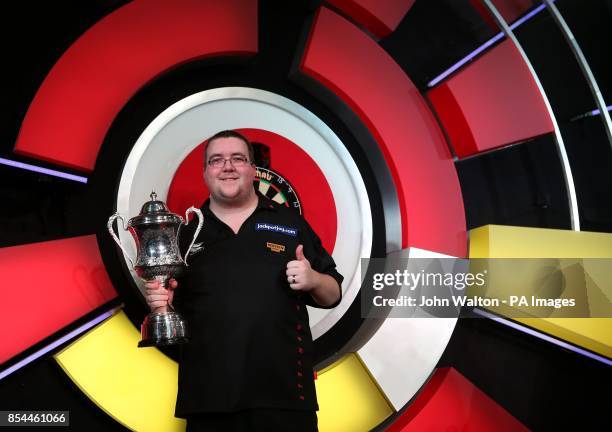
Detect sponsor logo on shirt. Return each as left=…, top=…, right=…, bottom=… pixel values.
left=255, top=222, right=298, bottom=237
left=266, top=242, right=286, bottom=253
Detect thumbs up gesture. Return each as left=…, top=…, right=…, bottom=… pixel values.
left=286, top=244, right=318, bottom=291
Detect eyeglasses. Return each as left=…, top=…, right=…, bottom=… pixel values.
left=207, top=155, right=251, bottom=168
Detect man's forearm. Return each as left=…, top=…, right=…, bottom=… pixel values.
left=309, top=272, right=341, bottom=307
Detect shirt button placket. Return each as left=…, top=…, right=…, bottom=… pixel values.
left=296, top=312, right=304, bottom=401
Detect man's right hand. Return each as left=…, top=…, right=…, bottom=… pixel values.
left=144, top=278, right=178, bottom=311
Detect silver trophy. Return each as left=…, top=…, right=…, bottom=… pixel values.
left=107, top=192, right=203, bottom=347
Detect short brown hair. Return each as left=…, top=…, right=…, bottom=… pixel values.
left=204, top=130, right=255, bottom=165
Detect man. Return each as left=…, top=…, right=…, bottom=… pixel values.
left=145, top=130, right=343, bottom=431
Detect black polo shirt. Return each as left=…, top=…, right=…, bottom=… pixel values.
left=173, top=194, right=343, bottom=417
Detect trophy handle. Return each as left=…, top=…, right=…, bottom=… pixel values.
left=182, top=206, right=204, bottom=266
left=107, top=213, right=135, bottom=268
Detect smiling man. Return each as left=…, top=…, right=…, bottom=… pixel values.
left=145, top=130, right=343, bottom=432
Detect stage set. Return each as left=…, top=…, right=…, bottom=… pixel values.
left=1, top=0, right=610, bottom=430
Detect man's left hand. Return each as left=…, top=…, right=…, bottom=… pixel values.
left=286, top=244, right=319, bottom=291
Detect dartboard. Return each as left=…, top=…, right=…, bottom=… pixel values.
left=255, top=167, right=302, bottom=213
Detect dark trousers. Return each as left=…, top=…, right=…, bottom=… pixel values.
left=186, top=409, right=318, bottom=432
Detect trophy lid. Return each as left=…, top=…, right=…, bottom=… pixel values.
left=128, top=192, right=183, bottom=226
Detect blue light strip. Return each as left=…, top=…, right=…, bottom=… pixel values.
left=0, top=306, right=121, bottom=381
left=0, top=157, right=88, bottom=184
left=589, top=105, right=612, bottom=116
left=473, top=308, right=612, bottom=366
left=570, top=105, right=612, bottom=121
left=427, top=3, right=548, bottom=88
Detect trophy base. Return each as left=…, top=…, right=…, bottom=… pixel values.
left=139, top=310, right=189, bottom=348
left=138, top=336, right=189, bottom=347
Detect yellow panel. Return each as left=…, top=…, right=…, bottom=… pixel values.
left=469, top=225, right=612, bottom=358
left=470, top=225, right=612, bottom=258
left=55, top=311, right=185, bottom=432
left=316, top=354, right=393, bottom=432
